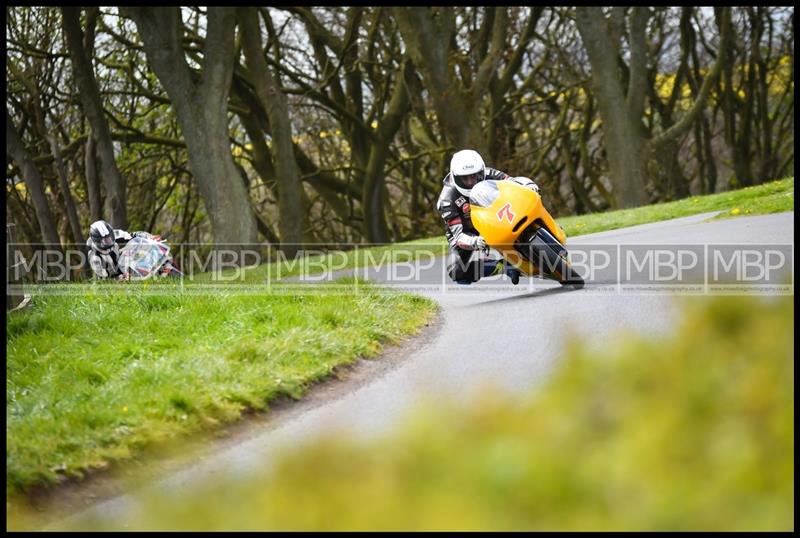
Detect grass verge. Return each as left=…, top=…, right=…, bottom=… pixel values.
left=557, top=177, right=793, bottom=236
left=6, top=279, right=437, bottom=497
left=36, top=294, right=793, bottom=531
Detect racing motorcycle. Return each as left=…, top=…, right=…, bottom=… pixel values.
left=470, top=178, right=584, bottom=286
left=118, top=233, right=183, bottom=280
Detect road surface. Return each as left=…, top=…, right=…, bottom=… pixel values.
left=44, top=211, right=794, bottom=529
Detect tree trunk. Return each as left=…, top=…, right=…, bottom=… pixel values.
left=83, top=132, right=103, bottom=221
left=488, top=7, right=543, bottom=168
left=650, top=139, right=691, bottom=200
left=361, top=61, right=412, bottom=243
left=394, top=7, right=476, bottom=150
left=62, top=7, right=128, bottom=228
left=576, top=7, right=650, bottom=208
left=719, top=9, right=753, bottom=188
left=239, top=7, right=306, bottom=256
left=7, top=56, right=86, bottom=245
left=123, top=7, right=257, bottom=246
left=6, top=109, right=61, bottom=247
left=48, top=133, right=85, bottom=245
left=577, top=7, right=730, bottom=206
left=233, top=83, right=357, bottom=233
left=684, top=9, right=718, bottom=194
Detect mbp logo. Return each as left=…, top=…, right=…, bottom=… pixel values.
left=624, top=246, right=701, bottom=283
left=710, top=246, right=791, bottom=283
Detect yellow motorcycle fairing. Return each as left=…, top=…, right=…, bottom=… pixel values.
left=470, top=180, right=567, bottom=276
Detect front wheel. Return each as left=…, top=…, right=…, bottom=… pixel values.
left=160, top=261, right=184, bottom=278
left=517, top=226, right=584, bottom=287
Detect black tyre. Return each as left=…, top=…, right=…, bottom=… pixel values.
left=517, top=225, right=584, bottom=287
left=161, top=261, right=184, bottom=278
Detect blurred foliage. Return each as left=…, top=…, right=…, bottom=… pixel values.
left=34, top=294, right=792, bottom=531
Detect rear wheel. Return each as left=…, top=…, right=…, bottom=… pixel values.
left=516, top=225, right=584, bottom=287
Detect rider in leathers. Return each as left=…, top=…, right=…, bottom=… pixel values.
left=436, top=149, right=540, bottom=285
left=86, top=219, right=151, bottom=279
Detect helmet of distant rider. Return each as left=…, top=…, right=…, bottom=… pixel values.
left=450, top=149, right=486, bottom=197
left=89, top=220, right=116, bottom=253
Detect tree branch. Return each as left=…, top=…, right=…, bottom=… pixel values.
left=651, top=7, right=731, bottom=149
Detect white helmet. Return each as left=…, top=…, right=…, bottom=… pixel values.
left=449, top=149, right=486, bottom=197
left=89, top=220, right=117, bottom=254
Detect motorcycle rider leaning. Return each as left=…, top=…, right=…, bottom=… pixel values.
left=86, top=219, right=149, bottom=279
left=436, top=149, right=540, bottom=285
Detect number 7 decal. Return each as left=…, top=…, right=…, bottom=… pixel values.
left=497, top=202, right=515, bottom=223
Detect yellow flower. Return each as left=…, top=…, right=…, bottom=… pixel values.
left=730, top=207, right=741, bottom=215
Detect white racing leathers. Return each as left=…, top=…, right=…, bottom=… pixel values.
left=86, top=229, right=133, bottom=279
left=435, top=172, right=539, bottom=283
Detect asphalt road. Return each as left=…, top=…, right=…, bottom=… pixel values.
left=47, top=210, right=794, bottom=530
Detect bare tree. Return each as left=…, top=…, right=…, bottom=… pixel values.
left=238, top=7, right=306, bottom=255
left=393, top=7, right=506, bottom=154
left=576, top=7, right=731, bottom=207
left=6, top=109, right=61, bottom=246
left=62, top=7, right=128, bottom=227
left=122, top=7, right=257, bottom=245
left=5, top=6, right=792, bottom=250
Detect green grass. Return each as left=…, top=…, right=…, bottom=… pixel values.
left=557, top=177, right=794, bottom=237
left=6, top=279, right=437, bottom=497
left=32, top=294, right=793, bottom=531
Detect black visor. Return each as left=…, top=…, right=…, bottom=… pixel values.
left=99, top=235, right=115, bottom=249
left=454, top=171, right=484, bottom=190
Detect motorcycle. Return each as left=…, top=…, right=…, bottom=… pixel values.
left=469, top=178, right=584, bottom=286
left=118, top=233, right=183, bottom=280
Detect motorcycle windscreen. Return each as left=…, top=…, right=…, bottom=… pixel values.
left=119, top=237, right=169, bottom=278
left=469, top=180, right=501, bottom=208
